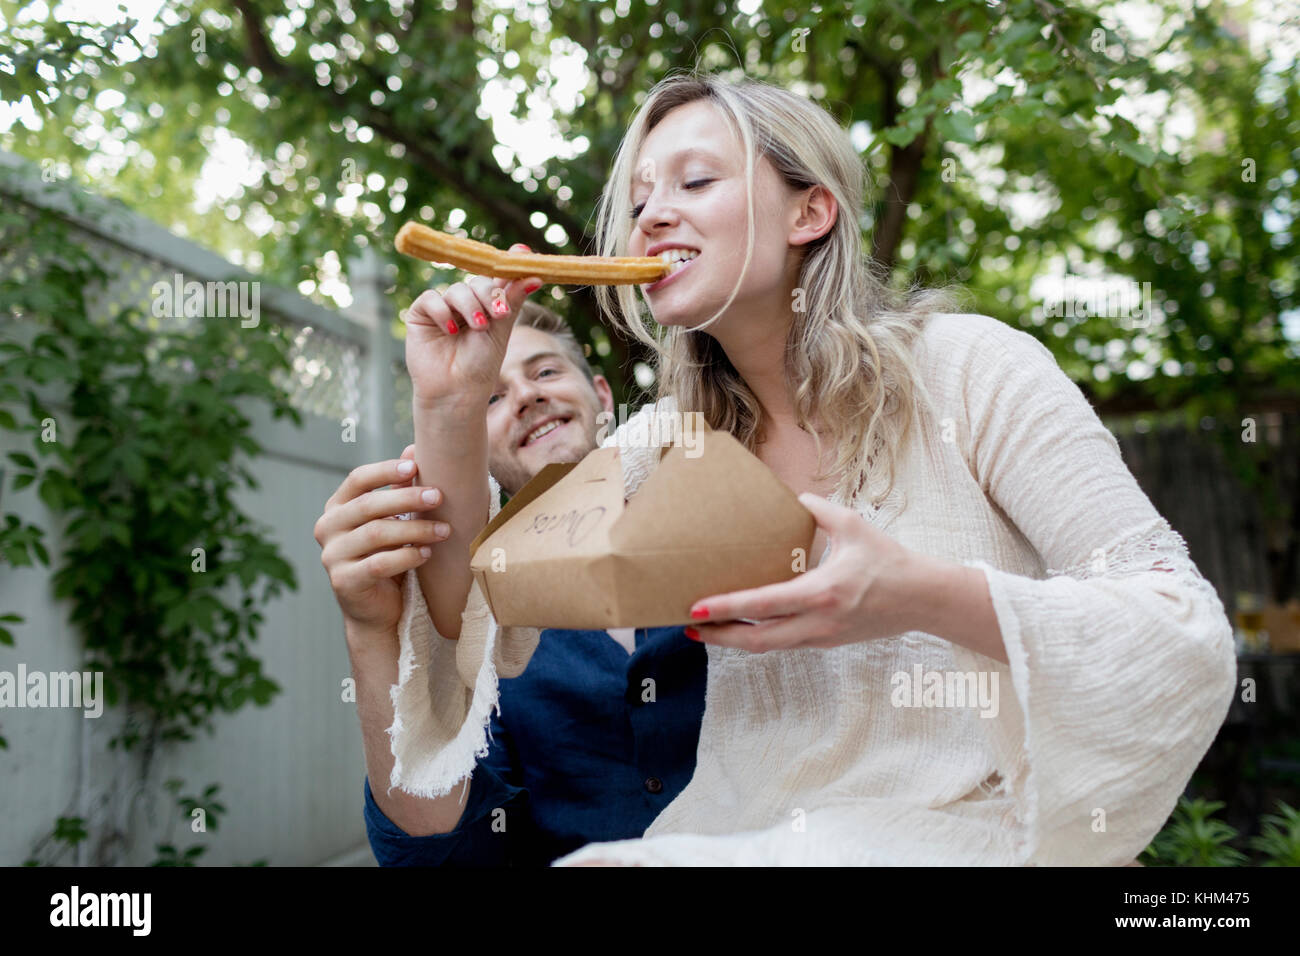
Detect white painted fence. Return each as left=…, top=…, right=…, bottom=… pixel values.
left=0, top=151, right=414, bottom=865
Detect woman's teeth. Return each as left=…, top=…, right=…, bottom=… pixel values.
left=659, top=249, right=700, bottom=274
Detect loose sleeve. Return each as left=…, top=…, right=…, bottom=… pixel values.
left=386, top=472, right=541, bottom=799
left=386, top=396, right=677, bottom=799
left=948, top=319, right=1237, bottom=866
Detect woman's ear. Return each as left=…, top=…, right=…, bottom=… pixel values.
left=791, top=184, right=837, bottom=247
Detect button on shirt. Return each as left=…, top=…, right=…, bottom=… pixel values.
left=363, top=624, right=706, bottom=866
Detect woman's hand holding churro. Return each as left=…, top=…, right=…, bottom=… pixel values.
left=401, top=243, right=543, bottom=410
left=395, top=222, right=668, bottom=285
left=395, top=221, right=668, bottom=408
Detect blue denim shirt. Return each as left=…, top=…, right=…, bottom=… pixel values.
left=363, top=624, right=706, bottom=866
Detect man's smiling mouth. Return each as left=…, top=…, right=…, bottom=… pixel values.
left=521, top=417, right=571, bottom=447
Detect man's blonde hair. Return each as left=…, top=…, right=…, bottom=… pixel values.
left=593, top=70, right=962, bottom=506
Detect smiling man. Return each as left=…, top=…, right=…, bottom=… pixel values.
left=481, top=307, right=614, bottom=501
left=316, top=300, right=706, bottom=866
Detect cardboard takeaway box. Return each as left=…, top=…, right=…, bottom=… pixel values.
left=468, top=422, right=816, bottom=629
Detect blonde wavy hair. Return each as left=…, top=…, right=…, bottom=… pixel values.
left=593, top=71, right=961, bottom=506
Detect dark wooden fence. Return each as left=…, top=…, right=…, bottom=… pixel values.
left=1105, top=410, right=1298, bottom=620
left=1106, top=409, right=1300, bottom=836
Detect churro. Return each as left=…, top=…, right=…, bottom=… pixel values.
left=395, top=222, right=669, bottom=285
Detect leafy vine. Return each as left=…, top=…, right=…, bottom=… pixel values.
left=1, top=169, right=301, bottom=864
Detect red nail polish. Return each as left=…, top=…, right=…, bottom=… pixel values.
left=690, top=606, right=710, bottom=620
left=523, top=279, right=542, bottom=295
left=492, top=298, right=510, bottom=315
left=473, top=311, right=488, bottom=327
left=685, top=626, right=700, bottom=641
left=446, top=319, right=459, bottom=334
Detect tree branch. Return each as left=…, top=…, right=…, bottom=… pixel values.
left=397, top=0, right=423, bottom=42
left=228, top=0, right=641, bottom=385
left=231, top=0, right=282, bottom=79
left=232, top=0, right=588, bottom=248
left=847, top=39, right=898, bottom=126
left=870, top=47, right=944, bottom=272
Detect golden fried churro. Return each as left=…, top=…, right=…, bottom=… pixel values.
left=394, top=222, right=668, bottom=285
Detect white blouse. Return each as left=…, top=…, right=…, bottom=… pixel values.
left=387, top=312, right=1236, bottom=866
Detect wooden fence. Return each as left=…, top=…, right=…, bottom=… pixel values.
left=1107, top=410, right=1298, bottom=619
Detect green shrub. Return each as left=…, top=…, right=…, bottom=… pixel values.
left=1249, top=800, right=1300, bottom=866
left=1141, top=796, right=1300, bottom=866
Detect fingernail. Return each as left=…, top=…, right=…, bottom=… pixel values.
left=523, top=279, right=542, bottom=295
left=446, top=319, right=459, bottom=334
left=511, top=243, right=532, bottom=253
left=434, top=522, right=450, bottom=538
left=397, top=460, right=415, bottom=476
left=690, top=606, right=709, bottom=620
left=472, top=310, right=488, bottom=328
left=419, top=546, right=432, bottom=558
left=421, top=488, right=439, bottom=505
left=685, top=626, right=700, bottom=641
left=492, top=298, right=510, bottom=315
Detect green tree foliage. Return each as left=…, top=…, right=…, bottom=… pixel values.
left=2, top=0, right=1294, bottom=412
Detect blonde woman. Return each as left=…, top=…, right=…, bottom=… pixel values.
left=390, top=71, right=1236, bottom=866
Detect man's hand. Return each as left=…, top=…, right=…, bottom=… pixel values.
left=402, top=245, right=542, bottom=411
left=314, top=444, right=450, bottom=635
left=317, top=446, right=476, bottom=839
